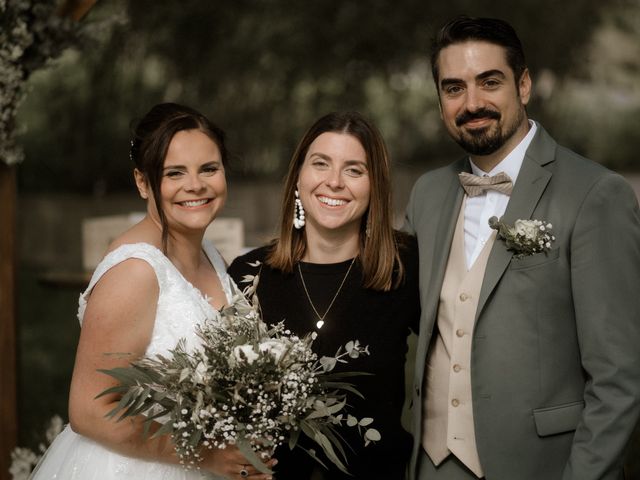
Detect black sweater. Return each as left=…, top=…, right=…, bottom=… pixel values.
left=228, top=235, right=420, bottom=479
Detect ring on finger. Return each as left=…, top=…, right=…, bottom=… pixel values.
left=240, top=466, right=249, bottom=478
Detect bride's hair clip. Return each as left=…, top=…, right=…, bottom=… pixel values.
left=129, top=138, right=137, bottom=163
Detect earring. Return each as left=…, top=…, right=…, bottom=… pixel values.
left=293, top=189, right=305, bottom=229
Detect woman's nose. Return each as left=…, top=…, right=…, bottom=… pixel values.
left=325, top=168, right=344, bottom=189
left=184, top=173, right=205, bottom=192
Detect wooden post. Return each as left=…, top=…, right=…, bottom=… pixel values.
left=0, top=163, right=17, bottom=480
left=57, top=0, right=97, bottom=21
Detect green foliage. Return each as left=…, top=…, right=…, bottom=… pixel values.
left=0, top=0, right=78, bottom=165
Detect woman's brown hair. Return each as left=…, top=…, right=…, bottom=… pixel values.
left=267, top=111, right=405, bottom=291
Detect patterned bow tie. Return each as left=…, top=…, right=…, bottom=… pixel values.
left=458, top=171, right=513, bottom=197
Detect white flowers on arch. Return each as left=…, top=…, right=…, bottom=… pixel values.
left=0, top=0, right=77, bottom=166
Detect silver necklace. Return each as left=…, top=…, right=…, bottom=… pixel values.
left=297, top=257, right=356, bottom=329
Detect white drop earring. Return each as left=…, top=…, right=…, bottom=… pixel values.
left=293, top=189, right=305, bottom=229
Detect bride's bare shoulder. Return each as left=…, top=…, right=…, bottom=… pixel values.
left=106, top=217, right=161, bottom=254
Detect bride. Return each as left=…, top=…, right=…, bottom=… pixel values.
left=31, top=103, right=275, bottom=480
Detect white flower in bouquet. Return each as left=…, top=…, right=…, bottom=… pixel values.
left=258, top=339, right=289, bottom=363
left=99, top=273, right=379, bottom=475
left=231, top=344, right=260, bottom=365
left=192, top=361, right=209, bottom=384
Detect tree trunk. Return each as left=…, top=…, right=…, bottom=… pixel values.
left=0, top=163, right=17, bottom=480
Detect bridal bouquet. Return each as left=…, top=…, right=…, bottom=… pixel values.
left=98, top=273, right=379, bottom=474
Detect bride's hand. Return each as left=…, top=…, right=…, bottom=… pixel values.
left=200, top=445, right=277, bottom=479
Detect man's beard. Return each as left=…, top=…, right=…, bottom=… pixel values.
left=453, top=107, right=525, bottom=156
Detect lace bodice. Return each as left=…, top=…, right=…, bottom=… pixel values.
left=77, top=241, right=234, bottom=357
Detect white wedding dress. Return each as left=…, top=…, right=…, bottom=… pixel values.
left=30, top=242, right=233, bottom=480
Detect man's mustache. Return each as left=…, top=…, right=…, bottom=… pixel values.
left=455, top=108, right=501, bottom=127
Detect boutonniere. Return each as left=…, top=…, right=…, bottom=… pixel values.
left=488, top=216, right=555, bottom=258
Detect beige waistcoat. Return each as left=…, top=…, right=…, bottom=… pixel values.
left=422, top=199, right=495, bottom=478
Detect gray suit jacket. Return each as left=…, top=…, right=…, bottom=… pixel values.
left=404, top=125, right=640, bottom=480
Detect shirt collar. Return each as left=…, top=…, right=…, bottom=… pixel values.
left=469, top=120, right=537, bottom=185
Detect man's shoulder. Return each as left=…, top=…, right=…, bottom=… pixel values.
left=535, top=124, right=604, bottom=172
left=412, top=158, right=465, bottom=191
left=557, top=151, right=629, bottom=202
left=534, top=124, right=624, bottom=189
left=553, top=142, right=605, bottom=173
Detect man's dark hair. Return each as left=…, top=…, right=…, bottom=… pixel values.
left=430, top=16, right=527, bottom=88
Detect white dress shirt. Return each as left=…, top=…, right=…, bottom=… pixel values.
left=464, top=121, right=538, bottom=269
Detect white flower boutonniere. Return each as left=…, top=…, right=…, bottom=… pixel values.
left=489, top=216, right=555, bottom=258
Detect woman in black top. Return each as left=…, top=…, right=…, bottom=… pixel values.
left=229, top=111, right=420, bottom=479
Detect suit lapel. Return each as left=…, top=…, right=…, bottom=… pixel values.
left=421, top=160, right=468, bottom=330
left=475, top=127, right=556, bottom=321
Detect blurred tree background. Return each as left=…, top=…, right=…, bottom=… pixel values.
left=12, top=0, right=640, bottom=476
left=16, top=0, right=640, bottom=195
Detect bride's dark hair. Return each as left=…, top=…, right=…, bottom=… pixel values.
left=129, top=103, right=227, bottom=252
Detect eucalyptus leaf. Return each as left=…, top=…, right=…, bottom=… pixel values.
left=297, top=445, right=329, bottom=470
left=288, top=425, right=301, bottom=450
left=314, top=430, right=350, bottom=475
left=179, top=367, right=191, bottom=383
left=364, top=428, right=381, bottom=442
left=319, top=356, right=337, bottom=372
left=306, top=398, right=346, bottom=420
left=320, top=424, right=350, bottom=459
left=318, top=371, right=372, bottom=380
left=320, top=381, right=364, bottom=398
left=153, top=420, right=175, bottom=438
left=236, top=439, right=272, bottom=475
left=358, top=417, right=374, bottom=427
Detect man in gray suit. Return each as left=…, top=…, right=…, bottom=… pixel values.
left=404, top=16, right=640, bottom=480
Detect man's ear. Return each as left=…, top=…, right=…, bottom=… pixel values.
left=518, top=68, right=532, bottom=106
left=134, top=169, right=149, bottom=199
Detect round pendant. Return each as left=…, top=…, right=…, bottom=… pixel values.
left=316, top=320, right=325, bottom=329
